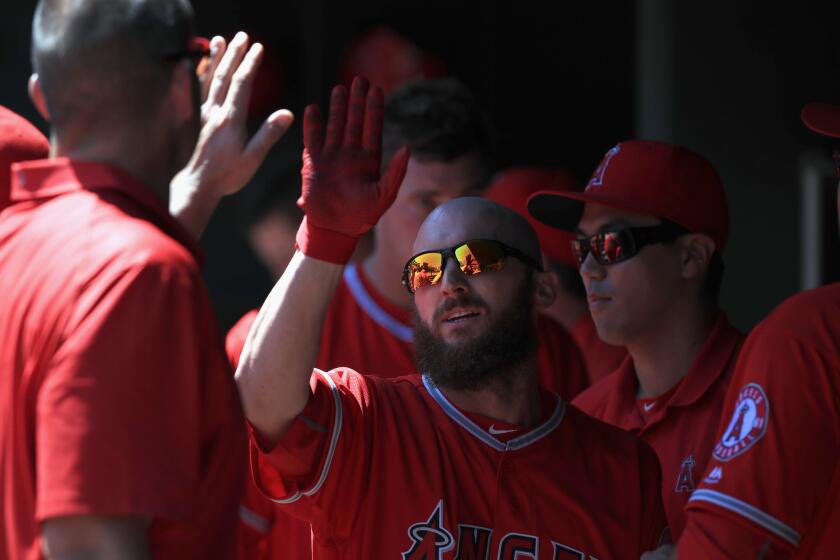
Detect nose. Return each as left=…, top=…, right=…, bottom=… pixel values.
left=578, top=251, right=606, bottom=286
left=439, top=257, right=470, bottom=297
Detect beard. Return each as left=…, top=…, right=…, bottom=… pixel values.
left=412, top=279, right=539, bottom=392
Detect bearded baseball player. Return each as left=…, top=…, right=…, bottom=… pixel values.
left=671, top=105, right=840, bottom=558
left=527, top=140, right=745, bottom=542
left=235, top=78, right=667, bottom=559
left=228, top=81, right=588, bottom=559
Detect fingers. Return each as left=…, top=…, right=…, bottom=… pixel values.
left=199, top=36, right=225, bottom=103
left=206, top=31, right=249, bottom=108
left=343, top=76, right=369, bottom=148
left=323, top=85, right=347, bottom=151
left=225, top=42, right=264, bottom=122
left=362, top=85, right=384, bottom=153
left=303, top=104, right=324, bottom=156
left=378, top=145, right=410, bottom=203
left=242, top=109, right=295, bottom=178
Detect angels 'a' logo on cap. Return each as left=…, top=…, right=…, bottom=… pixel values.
left=713, top=383, right=769, bottom=461
left=586, top=144, right=621, bottom=191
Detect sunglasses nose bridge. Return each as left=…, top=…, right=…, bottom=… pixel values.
left=578, top=247, right=606, bottom=281
left=439, top=254, right=470, bottom=294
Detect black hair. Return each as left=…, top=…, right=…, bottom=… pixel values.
left=382, top=78, right=494, bottom=172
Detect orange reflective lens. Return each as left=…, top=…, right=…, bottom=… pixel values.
left=402, top=239, right=540, bottom=293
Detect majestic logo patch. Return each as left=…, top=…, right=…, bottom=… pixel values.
left=713, top=383, right=769, bottom=461
left=703, top=466, right=723, bottom=485
left=586, top=145, right=620, bottom=190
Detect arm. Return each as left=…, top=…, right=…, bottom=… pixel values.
left=42, top=515, right=150, bottom=560
left=170, top=32, right=293, bottom=238
left=235, top=77, right=409, bottom=445
left=236, top=252, right=342, bottom=443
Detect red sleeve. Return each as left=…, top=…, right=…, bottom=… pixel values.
left=683, top=296, right=840, bottom=554
left=678, top=510, right=789, bottom=559
left=35, top=260, right=210, bottom=521
left=249, top=368, right=375, bottom=546
left=226, top=309, right=259, bottom=370
left=536, top=315, right=589, bottom=399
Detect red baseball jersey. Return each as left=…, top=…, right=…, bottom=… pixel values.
left=679, top=285, right=840, bottom=558
left=250, top=369, right=667, bottom=559
left=227, top=263, right=591, bottom=558
left=572, top=313, right=744, bottom=538
left=568, top=312, right=628, bottom=383
left=0, top=159, right=246, bottom=559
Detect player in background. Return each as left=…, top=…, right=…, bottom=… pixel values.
left=0, top=106, right=49, bottom=212
left=672, top=105, right=840, bottom=559
left=485, top=166, right=627, bottom=382
left=227, top=80, right=588, bottom=559
left=528, top=140, right=745, bottom=540
left=234, top=78, right=668, bottom=558
left=0, top=0, right=292, bottom=557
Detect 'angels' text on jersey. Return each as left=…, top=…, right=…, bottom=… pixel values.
left=402, top=500, right=599, bottom=560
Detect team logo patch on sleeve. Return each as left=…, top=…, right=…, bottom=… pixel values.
left=713, top=383, right=769, bottom=461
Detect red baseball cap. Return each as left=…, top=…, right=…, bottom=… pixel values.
left=0, top=106, right=49, bottom=211
left=801, top=103, right=840, bottom=138
left=485, top=167, right=581, bottom=268
left=527, top=140, right=730, bottom=252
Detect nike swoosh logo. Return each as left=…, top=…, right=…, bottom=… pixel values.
left=643, top=402, right=656, bottom=412
left=489, top=425, right=517, bottom=436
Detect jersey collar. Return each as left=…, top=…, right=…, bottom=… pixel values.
left=421, top=374, right=565, bottom=452
left=344, top=263, right=413, bottom=342
left=10, top=158, right=203, bottom=263
left=606, top=312, right=743, bottom=430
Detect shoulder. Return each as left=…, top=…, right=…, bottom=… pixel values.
left=571, top=369, right=623, bottom=415
left=564, top=404, right=657, bottom=466
left=745, top=284, right=840, bottom=355
left=226, top=309, right=260, bottom=370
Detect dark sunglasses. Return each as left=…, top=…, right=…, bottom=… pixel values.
left=571, top=222, right=689, bottom=266
left=401, top=239, right=543, bottom=294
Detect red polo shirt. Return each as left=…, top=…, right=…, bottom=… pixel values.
left=679, top=285, right=840, bottom=558
left=572, top=313, right=744, bottom=538
left=0, top=159, right=246, bottom=559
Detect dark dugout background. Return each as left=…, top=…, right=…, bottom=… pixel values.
left=1, top=1, right=838, bottom=332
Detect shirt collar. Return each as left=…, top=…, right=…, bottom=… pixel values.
left=604, top=312, right=744, bottom=429
left=10, top=158, right=204, bottom=264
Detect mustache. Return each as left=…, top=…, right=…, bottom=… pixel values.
left=432, top=294, right=489, bottom=323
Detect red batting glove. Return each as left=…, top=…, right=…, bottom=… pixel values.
left=296, top=76, right=410, bottom=264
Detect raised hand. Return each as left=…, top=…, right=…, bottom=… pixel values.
left=296, top=76, right=409, bottom=264
left=171, top=32, right=294, bottom=238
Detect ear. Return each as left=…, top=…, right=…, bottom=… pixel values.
left=28, top=74, right=51, bottom=121
left=680, top=234, right=715, bottom=281
left=532, top=269, right=558, bottom=310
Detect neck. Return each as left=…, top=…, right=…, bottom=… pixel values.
left=543, top=291, right=588, bottom=332
left=52, top=127, right=174, bottom=205
left=439, top=358, right=543, bottom=427
left=627, top=302, right=718, bottom=398
left=363, top=247, right=414, bottom=310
